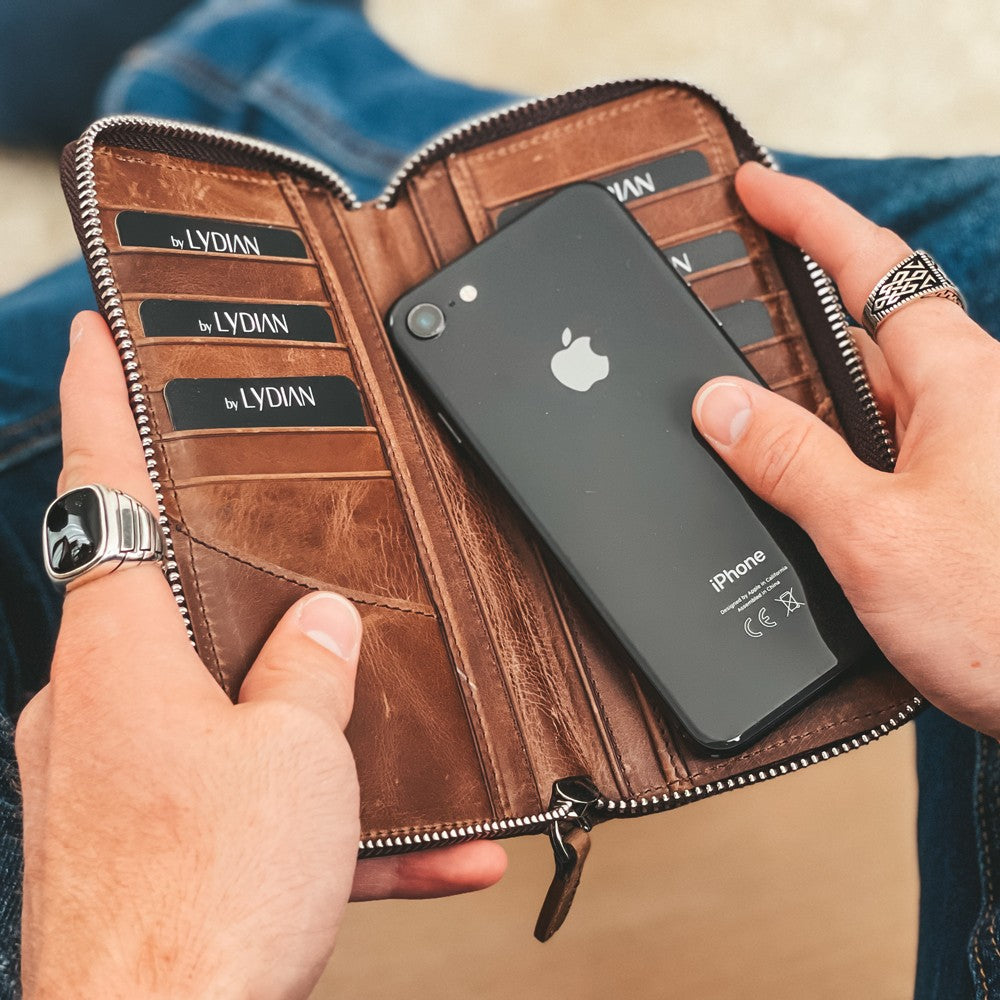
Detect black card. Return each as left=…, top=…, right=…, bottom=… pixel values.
left=496, top=150, right=711, bottom=227
left=662, top=230, right=749, bottom=278
left=164, top=376, right=366, bottom=430
left=715, top=300, right=777, bottom=348
left=140, top=300, right=335, bottom=342
left=116, top=211, right=308, bottom=259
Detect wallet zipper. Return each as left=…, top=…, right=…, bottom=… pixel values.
left=358, top=694, right=921, bottom=855
left=69, top=89, right=911, bottom=876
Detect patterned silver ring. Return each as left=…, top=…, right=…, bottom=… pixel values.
left=862, top=249, right=966, bottom=337
left=43, top=483, right=165, bottom=585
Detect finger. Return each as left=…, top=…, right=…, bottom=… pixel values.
left=848, top=326, right=899, bottom=429
left=14, top=686, right=53, bottom=785
left=735, top=163, right=980, bottom=391
left=350, top=841, right=508, bottom=901
left=53, top=313, right=203, bottom=684
left=238, top=592, right=362, bottom=731
left=692, top=377, right=887, bottom=567
left=59, top=312, right=158, bottom=508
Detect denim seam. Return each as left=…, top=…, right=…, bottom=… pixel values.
left=246, top=73, right=405, bottom=174
left=106, top=43, right=245, bottom=114
left=0, top=404, right=60, bottom=450
left=0, top=406, right=61, bottom=474
left=973, top=733, right=994, bottom=997
left=105, top=44, right=407, bottom=181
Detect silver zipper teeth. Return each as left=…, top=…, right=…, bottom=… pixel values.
left=359, top=695, right=923, bottom=855
left=596, top=697, right=920, bottom=818
left=801, top=254, right=898, bottom=467
left=75, top=104, right=910, bottom=859
left=358, top=803, right=573, bottom=857
left=74, top=118, right=192, bottom=640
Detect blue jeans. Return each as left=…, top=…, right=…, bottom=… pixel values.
left=1, top=3, right=998, bottom=995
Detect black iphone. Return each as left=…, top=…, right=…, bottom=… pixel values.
left=386, top=183, right=870, bottom=753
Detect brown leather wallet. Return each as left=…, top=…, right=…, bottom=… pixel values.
left=61, top=79, right=918, bottom=940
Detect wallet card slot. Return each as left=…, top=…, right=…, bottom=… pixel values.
left=101, top=208, right=310, bottom=261
left=165, top=475, right=431, bottom=608
left=172, top=470, right=391, bottom=487
left=689, top=260, right=765, bottom=312
left=160, top=427, right=387, bottom=481
left=628, top=176, right=742, bottom=249
left=94, top=145, right=301, bottom=227
left=483, top=142, right=719, bottom=231
left=122, top=297, right=337, bottom=344
left=107, top=250, right=326, bottom=302
left=134, top=337, right=356, bottom=391
left=445, top=88, right=740, bottom=242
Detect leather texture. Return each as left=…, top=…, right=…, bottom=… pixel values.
left=64, top=83, right=917, bottom=848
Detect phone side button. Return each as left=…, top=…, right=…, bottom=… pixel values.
left=437, top=411, right=463, bottom=446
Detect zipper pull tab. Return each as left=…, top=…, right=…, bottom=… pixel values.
left=534, top=776, right=601, bottom=942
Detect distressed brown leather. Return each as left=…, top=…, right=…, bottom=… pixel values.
left=535, top=826, right=592, bottom=942
left=63, top=83, right=917, bottom=851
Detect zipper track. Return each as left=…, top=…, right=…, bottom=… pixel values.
left=360, top=695, right=921, bottom=855
left=71, top=88, right=910, bottom=859
left=73, top=119, right=192, bottom=640
left=803, top=254, right=897, bottom=466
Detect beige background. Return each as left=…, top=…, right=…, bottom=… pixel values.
left=2, top=2, right=996, bottom=997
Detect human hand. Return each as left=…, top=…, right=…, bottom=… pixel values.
left=17, top=312, right=506, bottom=999
left=692, top=162, right=1000, bottom=739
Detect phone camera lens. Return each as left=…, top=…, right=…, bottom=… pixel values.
left=406, top=302, right=446, bottom=339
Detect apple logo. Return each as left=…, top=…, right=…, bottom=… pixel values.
left=550, top=328, right=610, bottom=392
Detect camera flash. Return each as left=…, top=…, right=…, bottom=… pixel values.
left=459, top=284, right=478, bottom=303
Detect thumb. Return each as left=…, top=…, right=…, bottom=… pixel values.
left=692, top=377, right=886, bottom=560
left=238, top=592, right=362, bottom=731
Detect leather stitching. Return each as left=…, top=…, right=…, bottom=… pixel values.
left=445, top=155, right=492, bottom=242
left=687, top=91, right=728, bottom=179
left=533, top=548, right=628, bottom=796
left=173, top=524, right=436, bottom=618
left=557, top=595, right=632, bottom=796
left=463, top=89, right=679, bottom=162
left=98, top=147, right=281, bottom=188
left=636, top=680, right=690, bottom=791
left=296, top=178, right=525, bottom=816
left=636, top=699, right=917, bottom=789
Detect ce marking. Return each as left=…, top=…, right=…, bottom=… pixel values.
left=744, top=606, right=778, bottom=638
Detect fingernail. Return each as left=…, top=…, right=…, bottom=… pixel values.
left=297, top=592, right=361, bottom=661
left=69, top=315, right=87, bottom=346
left=695, top=381, right=753, bottom=447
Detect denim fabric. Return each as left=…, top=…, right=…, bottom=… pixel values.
left=0, top=2, right=194, bottom=146
left=778, top=153, right=1000, bottom=343
left=0, top=261, right=98, bottom=714
left=97, top=0, right=512, bottom=202
left=0, top=3, right=998, bottom=997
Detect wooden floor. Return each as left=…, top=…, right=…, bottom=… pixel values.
left=313, top=729, right=918, bottom=999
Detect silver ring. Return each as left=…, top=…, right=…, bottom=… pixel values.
left=43, top=483, right=165, bottom=585
left=862, top=249, right=966, bottom=337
